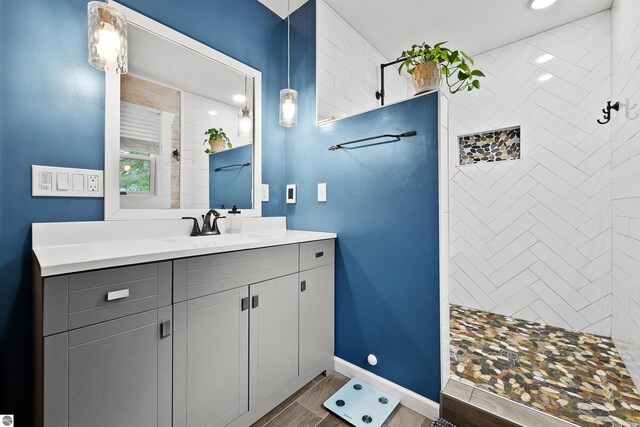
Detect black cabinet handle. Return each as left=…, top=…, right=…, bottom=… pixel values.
left=241, top=297, right=249, bottom=311
left=315, top=251, right=324, bottom=258
left=301, top=281, right=307, bottom=292
left=252, top=295, right=259, bottom=309
left=160, top=320, right=171, bottom=338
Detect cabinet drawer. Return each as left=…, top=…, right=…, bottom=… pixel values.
left=43, top=262, right=172, bottom=335
left=299, top=239, right=335, bottom=271
left=173, top=244, right=299, bottom=302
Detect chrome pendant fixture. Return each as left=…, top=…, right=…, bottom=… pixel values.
left=238, top=76, right=253, bottom=137
left=279, top=0, right=298, bottom=127
left=87, top=1, right=128, bottom=73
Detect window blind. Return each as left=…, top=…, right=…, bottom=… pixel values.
left=120, top=101, right=163, bottom=155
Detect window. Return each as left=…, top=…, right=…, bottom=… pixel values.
left=119, top=102, right=162, bottom=195
left=119, top=152, right=154, bottom=194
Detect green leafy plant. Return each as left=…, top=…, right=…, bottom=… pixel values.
left=203, top=128, right=232, bottom=154
left=398, top=42, right=485, bottom=94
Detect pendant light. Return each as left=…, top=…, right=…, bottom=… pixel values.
left=238, top=76, right=253, bottom=137
left=279, top=0, right=298, bottom=127
left=87, top=1, right=128, bottom=73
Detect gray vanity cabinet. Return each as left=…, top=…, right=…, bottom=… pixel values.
left=249, top=274, right=299, bottom=410
left=35, top=239, right=335, bottom=427
left=34, top=261, right=173, bottom=427
left=299, top=264, right=335, bottom=377
left=46, top=308, right=172, bottom=427
left=172, top=287, right=249, bottom=427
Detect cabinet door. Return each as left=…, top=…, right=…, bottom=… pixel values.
left=173, top=287, right=249, bottom=427
left=44, top=308, right=172, bottom=427
left=249, top=274, right=299, bottom=409
left=299, top=264, right=335, bottom=376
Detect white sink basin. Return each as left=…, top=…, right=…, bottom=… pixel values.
left=163, top=234, right=262, bottom=249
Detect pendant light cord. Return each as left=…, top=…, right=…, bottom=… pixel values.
left=287, top=0, right=291, bottom=89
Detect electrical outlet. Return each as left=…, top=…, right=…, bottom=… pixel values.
left=261, top=184, right=270, bottom=202
left=87, top=175, right=99, bottom=192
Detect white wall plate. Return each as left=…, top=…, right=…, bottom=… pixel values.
left=286, top=184, right=297, bottom=204
left=32, top=165, right=104, bottom=197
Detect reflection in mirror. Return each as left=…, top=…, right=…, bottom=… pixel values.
left=119, top=24, right=254, bottom=210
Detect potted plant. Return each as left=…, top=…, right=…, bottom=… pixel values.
left=203, top=128, right=232, bottom=154
left=398, top=42, right=485, bottom=95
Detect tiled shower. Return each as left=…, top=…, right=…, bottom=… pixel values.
left=447, top=2, right=640, bottom=425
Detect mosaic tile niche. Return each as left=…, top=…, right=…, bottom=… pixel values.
left=458, top=126, right=521, bottom=165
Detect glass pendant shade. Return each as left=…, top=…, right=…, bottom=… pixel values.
left=279, top=89, right=298, bottom=127
left=238, top=107, right=253, bottom=137
left=88, top=1, right=128, bottom=73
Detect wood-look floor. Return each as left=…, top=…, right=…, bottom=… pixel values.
left=252, top=372, right=433, bottom=427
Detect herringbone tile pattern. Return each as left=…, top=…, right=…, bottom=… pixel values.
left=611, top=0, right=640, bottom=388
left=448, top=11, right=613, bottom=336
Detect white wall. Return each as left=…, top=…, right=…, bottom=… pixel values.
left=316, top=0, right=410, bottom=122
left=181, top=91, right=252, bottom=209
left=447, top=11, right=613, bottom=336
left=611, top=0, right=640, bottom=387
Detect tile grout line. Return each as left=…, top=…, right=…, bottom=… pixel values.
left=260, top=377, right=323, bottom=427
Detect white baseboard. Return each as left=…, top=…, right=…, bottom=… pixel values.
left=333, top=357, right=440, bottom=421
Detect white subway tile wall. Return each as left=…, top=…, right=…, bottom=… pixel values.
left=611, top=0, right=640, bottom=389
left=447, top=11, right=613, bottom=337
left=181, top=92, right=252, bottom=209
left=316, top=0, right=411, bottom=121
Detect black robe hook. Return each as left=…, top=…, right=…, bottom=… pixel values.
left=597, top=101, right=619, bottom=124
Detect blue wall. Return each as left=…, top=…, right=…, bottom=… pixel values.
left=0, top=0, right=286, bottom=420
left=286, top=1, right=441, bottom=401
left=209, top=145, right=253, bottom=209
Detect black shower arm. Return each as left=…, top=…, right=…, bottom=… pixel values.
left=375, top=57, right=407, bottom=106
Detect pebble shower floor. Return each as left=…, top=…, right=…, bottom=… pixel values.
left=450, top=304, right=640, bottom=427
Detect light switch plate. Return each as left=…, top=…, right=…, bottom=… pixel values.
left=261, top=184, right=270, bottom=202
left=32, top=165, right=104, bottom=197
left=286, top=184, right=296, bottom=204
left=318, top=183, right=327, bottom=202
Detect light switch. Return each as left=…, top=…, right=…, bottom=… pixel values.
left=318, top=183, right=327, bottom=202
left=72, top=174, right=84, bottom=191
left=56, top=173, right=69, bottom=191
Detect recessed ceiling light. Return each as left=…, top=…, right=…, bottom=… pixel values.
left=529, top=0, right=558, bottom=10
left=208, top=109, right=218, bottom=116
left=535, top=53, right=554, bottom=64
left=537, top=73, right=554, bottom=82
left=233, top=94, right=246, bottom=103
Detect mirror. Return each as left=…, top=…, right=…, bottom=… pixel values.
left=105, top=2, right=262, bottom=220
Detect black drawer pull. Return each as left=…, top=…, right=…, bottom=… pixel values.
left=315, top=251, right=324, bottom=258
left=160, top=320, right=171, bottom=338
left=252, top=295, right=259, bottom=309
left=301, top=281, right=307, bottom=292
left=241, top=297, right=249, bottom=311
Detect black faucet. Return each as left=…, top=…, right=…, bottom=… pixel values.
left=182, top=217, right=202, bottom=236
left=202, top=210, right=226, bottom=235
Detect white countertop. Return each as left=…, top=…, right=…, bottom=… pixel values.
left=33, top=218, right=336, bottom=276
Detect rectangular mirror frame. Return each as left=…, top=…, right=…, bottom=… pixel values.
left=104, top=1, right=262, bottom=220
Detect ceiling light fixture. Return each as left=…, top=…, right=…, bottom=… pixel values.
left=208, top=110, right=218, bottom=116
left=537, top=73, right=554, bottom=82
left=87, top=1, right=128, bottom=73
left=528, top=0, right=558, bottom=10
left=238, top=76, right=253, bottom=137
left=233, top=94, right=247, bottom=103
left=535, top=53, right=554, bottom=64
left=279, top=0, right=298, bottom=127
